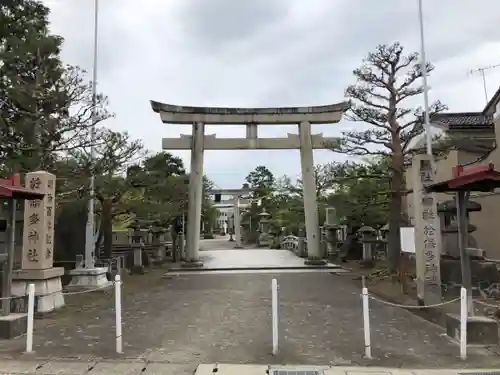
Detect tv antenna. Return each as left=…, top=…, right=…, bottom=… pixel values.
left=468, top=63, right=500, bottom=105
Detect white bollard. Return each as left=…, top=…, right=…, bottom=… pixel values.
left=361, top=287, right=372, bottom=359
left=115, top=275, right=123, bottom=354
left=460, top=287, right=467, bottom=360
left=271, top=278, right=279, bottom=355
left=26, top=283, right=35, bottom=353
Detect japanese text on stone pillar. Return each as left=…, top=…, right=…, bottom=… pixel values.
left=419, top=160, right=440, bottom=286
left=22, top=172, right=56, bottom=270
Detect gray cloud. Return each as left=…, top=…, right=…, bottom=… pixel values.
left=175, top=0, right=289, bottom=53
left=42, top=0, right=500, bottom=188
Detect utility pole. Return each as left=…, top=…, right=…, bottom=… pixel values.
left=68, top=0, right=111, bottom=289
left=468, top=63, right=500, bottom=105
left=84, top=0, right=99, bottom=269
left=415, top=0, right=443, bottom=307
left=418, top=0, right=433, bottom=157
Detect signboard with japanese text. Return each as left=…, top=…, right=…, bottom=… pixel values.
left=411, top=154, right=442, bottom=304
left=21, top=171, right=56, bottom=270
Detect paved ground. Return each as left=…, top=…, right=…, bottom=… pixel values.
left=195, top=236, right=340, bottom=270
left=189, top=248, right=341, bottom=270
left=0, top=237, right=498, bottom=372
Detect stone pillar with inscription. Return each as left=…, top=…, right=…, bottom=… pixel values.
left=411, top=154, right=442, bottom=305
left=11, top=171, right=65, bottom=313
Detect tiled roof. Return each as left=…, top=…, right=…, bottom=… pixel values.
left=429, top=112, right=493, bottom=128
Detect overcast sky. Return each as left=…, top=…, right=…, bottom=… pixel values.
left=42, top=0, right=500, bottom=188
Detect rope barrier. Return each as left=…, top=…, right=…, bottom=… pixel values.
left=365, top=289, right=500, bottom=310
left=367, top=294, right=461, bottom=309
left=362, top=286, right=469, bottom=361
left=473, top=299, right=500, bottom=308
left=60, top=282, right=115, bottom=296
left=0, top=281, right=116, bottom=301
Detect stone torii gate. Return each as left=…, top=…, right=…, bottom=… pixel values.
left=150, top=102, right=349, bottom=267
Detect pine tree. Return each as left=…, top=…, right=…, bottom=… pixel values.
left=0, top=0, right=63, bottom=170
left=332, top=42, right=447, bottom=270
left=0, top=0, right=111, bottom=174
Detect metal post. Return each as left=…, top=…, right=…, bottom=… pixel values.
left=271, top=278, right=279, bottom=355
left=362, top=286, right=372, bottom=359
left=418, top=0, right=433, bottom=157
left=460, top=287, right=468, bottom=360
left=456, top=191, right=473, bottom=316
left=26, top=283, right=35, bottom=353
left=114, top=274, right=123, bottom=353
left=84, top=0, right=99, bottom=269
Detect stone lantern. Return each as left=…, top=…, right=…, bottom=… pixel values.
left=380, top=223, right=389, bottom=241
left=297, top=226, right=307, bottom=257
left=240, top=210, right=250, bottom=244
left=376, top=223, right=390, bottom=260
left=324, top=207, right=340, bottom=257
left=228, top=214, right=234, bottom=242
left=257, top=209, right=271, bottom=247
left=150, top=224, right=167, bottom=265
left=438, top=199, right=481, bottom=258
left=129, top=222, right=143, bottom=246
left=358, top=225, right=377, bottom=261
left=128, top=221, right=145, bottom=274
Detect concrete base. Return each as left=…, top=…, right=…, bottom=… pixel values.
left=67, top=267, right=112, bottom=289
left=151, top=245, right=167, bottom=265
left=0, top=313, right=27, bottom=339
left=446, top=313, right=498, bottom=346
left=304, top=258, right=327, bottom=266
left=234, top=245, right=244, bottom=249
left=180, top=261, right=204, bottom=269
left=131, top=265, right=145, bottom=275
left=12, top=268, right=65, bottom=313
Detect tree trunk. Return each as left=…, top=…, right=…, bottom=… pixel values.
left=54, top=200, right=87, bottom=262
left=101, top=199, right=113, bottom=259
left=387, top=153, right=404, bottom=271
left=94, top=217, right=103, bottom=258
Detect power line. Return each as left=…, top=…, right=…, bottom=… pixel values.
left=468, top=63, right=500, bottom=105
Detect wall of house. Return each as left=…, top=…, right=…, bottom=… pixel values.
left=465, top=117, right=500, bottom=259
left=405, top=124, right=500, bottom=259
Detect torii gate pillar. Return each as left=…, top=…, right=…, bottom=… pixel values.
left=299, top=121, right=322, bottom=263
left=185, top=122, right=205, bottom=267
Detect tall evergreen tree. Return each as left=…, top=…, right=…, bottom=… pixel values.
left=0, top=0, right=110, bottom=174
